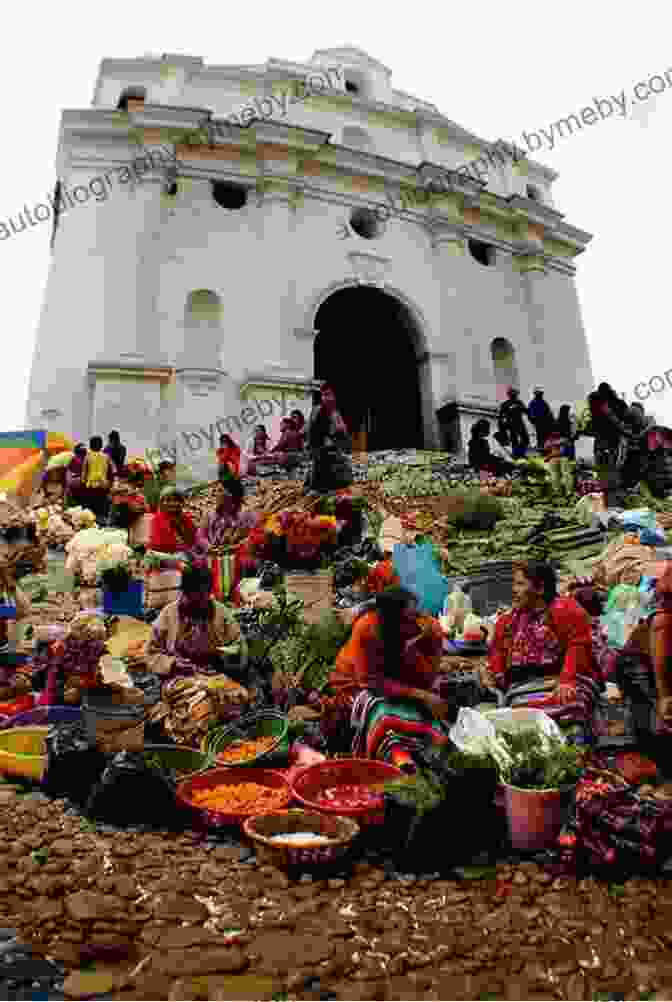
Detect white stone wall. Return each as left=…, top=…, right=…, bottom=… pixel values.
left=27, top=49, right=594, bottom=453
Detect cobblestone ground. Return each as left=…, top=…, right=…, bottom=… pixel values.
left=0, top=787, right=671, bottom=1001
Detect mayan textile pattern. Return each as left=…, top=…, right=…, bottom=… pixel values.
left=505, top=674, right=605, bottom=746
left=506, top=608, right=562, bottom=668
left=350, top=690, right=448, bottom=770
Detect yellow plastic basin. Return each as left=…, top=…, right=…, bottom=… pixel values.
left=0, top=726, right=49, bottom=782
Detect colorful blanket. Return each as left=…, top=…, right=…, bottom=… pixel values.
left=350, top=690, right=449, bottom=769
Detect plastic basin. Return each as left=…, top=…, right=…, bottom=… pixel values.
left=176, top=766, right=291, bottom=829
left=0, top=726, right=49, bottom=782
left=143, top=744, right=212, bottom=779
left=290, top=759, right=404, bottom=827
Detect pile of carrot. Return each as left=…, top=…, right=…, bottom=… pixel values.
left=217, top=736, right=277, bottom=764
left=188, top=781, right=288, bottom=814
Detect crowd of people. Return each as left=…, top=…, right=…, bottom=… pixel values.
left=468, top=384, right=668, bottom=503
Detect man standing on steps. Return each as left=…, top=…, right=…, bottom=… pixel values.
left=498, top=387, right=530, bottom=459
left=527, top=387, right=556, bottom=452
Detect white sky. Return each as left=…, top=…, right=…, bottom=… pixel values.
left=1, top=0, right=670, bottom=432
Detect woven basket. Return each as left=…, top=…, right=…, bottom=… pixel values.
left=243, top=809, right=359, bottom=869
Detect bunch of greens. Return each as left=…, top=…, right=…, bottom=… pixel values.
left=268, top=610, right=352, bottom=693
left=245, top=586, right=305, bottom=665
left=384, top=769, right=446, bottom=817
left=439, top=490, right=504, bottom=531
left=500, top=729, right=585, bottom=790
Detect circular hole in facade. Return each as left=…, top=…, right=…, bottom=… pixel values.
left=468, top=239, right=496, bottom=266
left=526, top=184, right=542, bottom=202
left=212, top=181, right=248, bottom=210
left=345, top=79, right=360, bottom=94
left=165, top=181, right=178, bottom=197
left=349, top=207, right=385, bottom=239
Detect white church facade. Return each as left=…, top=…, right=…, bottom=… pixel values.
left=26, top=47, right=594, bottom=473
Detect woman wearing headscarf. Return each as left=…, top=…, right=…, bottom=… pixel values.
left=306, top=384, right=353, bottom=493
left=145, top=564, right=245, bottom=677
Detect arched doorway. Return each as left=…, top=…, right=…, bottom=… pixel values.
left=314, top=286, right=425, bottom=450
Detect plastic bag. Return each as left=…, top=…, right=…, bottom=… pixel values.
left=601, top=585, right=647, bottom=648
left=85, top=750, right=180, bottom=827
left=393, top=542, right=449, bottom=616
left=484, top=707, right=566, bottom=744
left=448, top=708, right=513, bottom=774
left=619, top=509, right=658, bottom=533
left=42, top=722, right=108, bottom=805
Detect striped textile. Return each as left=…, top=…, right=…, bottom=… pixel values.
left=504, top=673, right=605, bottom=746
left=350, top=690, right=449, bottom=769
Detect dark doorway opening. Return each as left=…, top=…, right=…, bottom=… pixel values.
left=314, top=286, right=425, bottom=451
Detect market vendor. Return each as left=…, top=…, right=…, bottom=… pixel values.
left=145, top=564, right=245, bottom=676
left=195, top=479, right=260, bottom=550
left=0, top=556, right=31, bottom=679
left=305, top=384, right=353, bottom=494
left=468, top=419, right=515, bottom=476
left=148, top=487, right=198, bottom=556
left=65, top=443, right=88, bottom=507
left=324, top=587, right=450, bottom=770
left=216, top=434, right=242, bottom=479
left=290, top=409, right=307, bottom=451
left=481, top=561, right=603, bottom=742
left=246, top=419, right=302, bottom=476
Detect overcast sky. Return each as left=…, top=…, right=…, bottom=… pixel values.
left=1, top=0, right=670, bottom=432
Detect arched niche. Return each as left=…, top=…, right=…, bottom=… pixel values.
left=490, top=337, right=519, bottom=396
left=179, top=289, right=223, bottom=369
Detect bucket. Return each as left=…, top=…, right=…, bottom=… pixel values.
left=502, top=783, right=567, bottom=852
left=82, top=685, right=148, bottom=753
left=102, top=579, right=144, bottom=618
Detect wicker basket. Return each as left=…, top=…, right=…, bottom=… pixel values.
left=243, top=809, right=359, bottom=869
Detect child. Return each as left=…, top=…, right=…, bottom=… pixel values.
left=81, top=436, right=114, bottom=523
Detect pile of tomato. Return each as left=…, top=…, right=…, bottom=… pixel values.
left=316, top=783, right=383, bottom=811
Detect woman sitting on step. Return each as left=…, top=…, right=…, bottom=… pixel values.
left=324, top=587, right=450, bottom=771
left=145, top=564, right=246, bottom=678
left=480, top=561, right=603, bottom=744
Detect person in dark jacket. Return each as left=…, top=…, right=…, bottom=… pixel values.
left=556, top=405, right=577, bottom=460
left=498, top=387, right=530, bottom=459
left=104, top=431, right=127, bottom=477
left=589, top=383, right=630, bottom=507
left=527, top=388, right=555, bottom=451
left=468, top=420, right=515, bottom=476
left=306, top=385, right=353, bottom=493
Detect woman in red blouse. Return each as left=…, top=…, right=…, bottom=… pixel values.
left=483, top=560, right=598, bottom=707
left=149, top=488, right=198, bottom=555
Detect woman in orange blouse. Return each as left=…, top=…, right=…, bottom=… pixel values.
left=325, top=588, right=450, bottom=769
